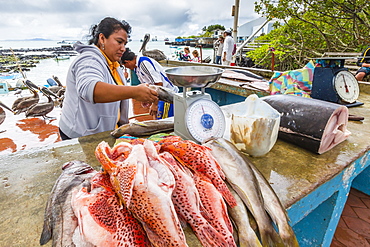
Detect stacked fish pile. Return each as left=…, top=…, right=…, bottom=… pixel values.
left=40, top=136, right=299, bottom=246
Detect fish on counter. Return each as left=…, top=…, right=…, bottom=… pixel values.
left=40, top=160, right=97, bottom=246
left=71, top=171, right=150, bottom=246
left=248, top=159, right=299, bottom=247
left=95, top=141, right=188, bottom=246
left=161, top=152, right=234, bottom=247
left=159, top=138, right=238, bottom=208
left=226, top=184, right=262, bottom=247
left=111, top=117, right=174, bottom=138
left=193, top=174, right=237, bottom=247
left=203, top=137, right=283, bottom=246
left=262, top=94, right=351, bottom=154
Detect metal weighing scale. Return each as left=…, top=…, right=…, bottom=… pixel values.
left=165, top=66, right=225, bottom=143
left=311, top=57, right=363, bottom=107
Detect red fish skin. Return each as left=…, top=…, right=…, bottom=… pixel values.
left=161, top=140, right=237, bottom=208
left=123, top=145, right=188, bottom=247
left=72, top=172, right=150, bottom=246
left=161, top=152, right=235, bottom=247
left=95, top=141, right=137, bottom=208
left=194, top=174, right=237, bottom=247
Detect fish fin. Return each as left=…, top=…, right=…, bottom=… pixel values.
left=196, top=224, right=236, bottom=247
left=142, top=223, right=168, bottom=246
left=117, top=164, right=137, bottom=207
left=218, top=182, right=238, bottom=208
left=279, top=226, right=300, bottom=247
left=220, top=197, right=234, bottom=234
left=259, top=226, right=284, bottom=247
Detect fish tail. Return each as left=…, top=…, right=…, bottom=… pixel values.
left=39, top=222, right=52, bottom=245
left=280, top=227, right=300, bottom=247
left=259, top=227, right=284, bottom=247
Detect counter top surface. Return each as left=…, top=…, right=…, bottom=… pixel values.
left=0, top=92, right=369, bottom=246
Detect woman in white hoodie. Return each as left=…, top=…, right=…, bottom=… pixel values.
left=59, top=17, right=158, bottom=140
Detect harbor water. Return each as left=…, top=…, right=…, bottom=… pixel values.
left=0, top=40, right=215, bottom=155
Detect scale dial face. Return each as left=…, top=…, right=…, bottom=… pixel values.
left=185, top=98, right=225, bottom=143
left=333, top=70, right=360, bottom=103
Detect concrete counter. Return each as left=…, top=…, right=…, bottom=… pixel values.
left=0, top=92, right=369, bottom=246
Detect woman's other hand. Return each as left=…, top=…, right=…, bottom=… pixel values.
left=133, top=83, right=158, bottom=104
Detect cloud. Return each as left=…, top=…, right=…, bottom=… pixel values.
left=0, top=0, right=260, bottom=41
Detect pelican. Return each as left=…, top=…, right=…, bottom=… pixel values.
left=12, top=80, right=40, bottom=114
left=25, top=87, right=55, bottom=120
left=139, top=33, right=167, bottom=61
left=0, top=101, right=14, bottom=133
left=48, top=75, right=65, bottom=96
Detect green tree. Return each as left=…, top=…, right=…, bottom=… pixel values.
left=179, top=24, right=225, bottom=39
left=248, top=0, right=370, bottom=70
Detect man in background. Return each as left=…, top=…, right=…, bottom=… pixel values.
left=214, top=36, right=224, bottom=64
left=355, top=46, right=370, bottom=81
left=222, top=29, right=235, bottom=66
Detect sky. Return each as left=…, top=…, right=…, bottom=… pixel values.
left=0, top=0, right=260, bottom=41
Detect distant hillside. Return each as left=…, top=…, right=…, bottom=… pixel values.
left=2, top=38, right=53, bottom=41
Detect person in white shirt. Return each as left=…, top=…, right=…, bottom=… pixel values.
left=222, top=29, right=235, bottom=66
left=214, top=36, right=224, bottom=64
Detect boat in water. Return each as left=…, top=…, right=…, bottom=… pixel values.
left=54, top=55, right=70, bottom=61
left=0, top=72, right=25, bottom=90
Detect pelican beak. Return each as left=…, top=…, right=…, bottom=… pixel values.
left=0, top=102, right=15, bottom=113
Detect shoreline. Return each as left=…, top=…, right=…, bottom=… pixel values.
left=0, top=45, right=77, bottom=73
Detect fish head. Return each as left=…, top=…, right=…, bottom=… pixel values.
left=158, top=135, right=183, bottom=151
left=95, top=141, right=118, bottom=174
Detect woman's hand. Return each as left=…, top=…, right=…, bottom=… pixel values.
left=93, top=82, right=158, bottom=104
left=132, top=83, right=158, bottom=104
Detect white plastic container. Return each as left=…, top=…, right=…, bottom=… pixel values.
left=221, top=94, right=280, bottom=157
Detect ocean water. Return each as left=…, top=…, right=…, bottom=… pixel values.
left=0, top=39, right=215, bottom=86
left=0, top=40, right=215, bottom=154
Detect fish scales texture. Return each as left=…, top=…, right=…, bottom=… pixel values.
left=110, top=119, right=174, bottom=138
left=161, top=152, right=235, bottom=247
left=226, top=184, right=263, bottom=247
left=71, top=172, right=150, bottom=246
left=96, top=142, right=188, bottom=246
left=248, top=160, right=299, bottom=247
left=160, top=139, right=237, bottom=207
left=40, top=160, right=97, bottom=247
left=203, top=138, right=283, bottom=247
left=262, top=94, right=350, bottom=154
left=126, top=144, right=187, bottom=246
left=149, top=85, right=175, bottom=104
left=194, top=174, right=237, bottom=247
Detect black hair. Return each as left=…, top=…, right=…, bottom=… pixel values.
left=88, top=17, right=132, bottom=45
left=121, top=48, right=136, bottom=63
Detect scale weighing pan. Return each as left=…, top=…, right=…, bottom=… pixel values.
left=165, top=66, right=224, bottom=88
left=164, top=66, right=226, bottom=143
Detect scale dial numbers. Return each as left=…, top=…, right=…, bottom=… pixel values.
left=185, top=99, right=225, bottom=143
left=333, top=70, right=360, bottom=103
